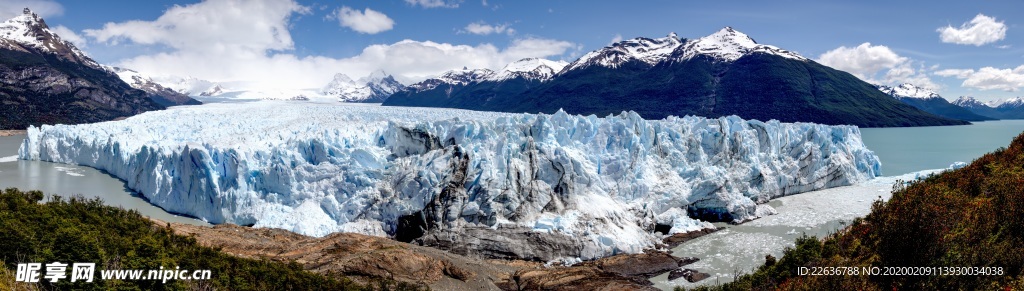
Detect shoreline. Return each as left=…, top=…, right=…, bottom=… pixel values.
left=0, top=130, right=26, bottom=137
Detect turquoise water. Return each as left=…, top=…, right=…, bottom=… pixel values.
left=860, top=120, right=1024, bottom=176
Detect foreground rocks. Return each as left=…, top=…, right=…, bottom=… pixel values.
left=662, top=228, right=720, bottom=248
left=165, top=221, right=699, bottom=290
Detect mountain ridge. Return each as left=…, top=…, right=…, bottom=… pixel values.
left=0, top=8, right=166, bottom=129
left=384, top=27, right=967, bottom=128
left=877, top=83, right=994, bottom=121
left=954, top=96, right=1024, bottom=119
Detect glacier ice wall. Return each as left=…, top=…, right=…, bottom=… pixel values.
left=19, top=102, right=880, bottom=260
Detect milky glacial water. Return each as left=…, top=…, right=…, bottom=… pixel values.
left=0, top=134, right=208, bottom=226
left=655, top=120, right=1024, bottom=289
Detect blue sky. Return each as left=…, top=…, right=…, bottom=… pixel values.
left=2, top=0, right=1023, bottom=101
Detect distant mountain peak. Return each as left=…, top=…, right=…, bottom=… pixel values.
left=674, top=27, right=806, bottom=63
left=0, top=8, right=99, bottom=68
left=996, top=97, right=1024, bottom=108
left=104, top=66, right=200, bottom=106
left=492, top=58, right=568, bottom=81
left=321, top=71, right=404, bottom=102
left=878, top=83, right=942, bottom=100
left=565, top=32, right=682, bottom=70
left=564, top=27, right=805, bottom=72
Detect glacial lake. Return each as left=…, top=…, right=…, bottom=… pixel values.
left=655, top=119, right=1024, bottom=289
left=3, top=116, right=1023, bottom=289
left=0, top=134, right=208, bottom=226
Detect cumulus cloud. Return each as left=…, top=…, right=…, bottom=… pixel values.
left=817, top=42, right=937, bottom=88
left=461, top=21, right=513, bottom=35
left=937, top=14, right=1006, bottom=46
left=405, top=0, right=460, bottom=8
left=936, top=65, right=1024, bottom=91
left=333, top=7, right=394, bottom=34
left=0, top=0, right=62, bottom=20
left=610, top=34, right=622, bottom=45
left=81, top=0, right=574, bottom=90
left=51, top=25, right=86, bottom=48
left=817, top=43, right=907, bottom=80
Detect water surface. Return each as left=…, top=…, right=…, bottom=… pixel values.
left=861, top=120, right=1024, bottom=175
left=0, top=135, right=208, bottom=226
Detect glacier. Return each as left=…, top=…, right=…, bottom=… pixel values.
left=19, top=102, right=880, bottom=260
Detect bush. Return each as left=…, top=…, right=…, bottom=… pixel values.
left=0, top=188, right=370, bottom=290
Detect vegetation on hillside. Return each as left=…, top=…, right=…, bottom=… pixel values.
left=0, top=187, right=382, bottom=290
left=689, top=131, right=1024, bottom=290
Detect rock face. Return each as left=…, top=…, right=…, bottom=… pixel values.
left=0, top=9, right=164, bottom=129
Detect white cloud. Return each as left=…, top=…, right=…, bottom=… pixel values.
left=937, top=14, right=1006, bottom=46
left=334, top=7, right=394, bottom=34
left=80, top=0, right=575, bottom=90
left=461, top=21, right=513, bottom=35
left=934, top=68, right=974, bottom=78
left=817, top=42, right=938, bottom=88
left=937, top=66, right=1024, bottom=91
left=610, top=34, right=622, bottom=45
left=51, top=25, right=86, bottom=48
left=85, top=0, right=307, bottom=52
left=817, top=43, right=907, bottom=81
left=405, top=0, right=460, bottom=8
left=0, top=0, right=62, bottom=20
left=885, top=63, right=940, bottom=90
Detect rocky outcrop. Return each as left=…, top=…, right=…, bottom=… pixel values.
left=668, top=268, right=711, bottom=283
left=165, top=220, right=690, bottom=290
left=416, top=225, right=586, bottom=261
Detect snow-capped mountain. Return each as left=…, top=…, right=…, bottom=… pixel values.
left=954, top=96, right=1024, bottom=119
left=952, top=96, right=991, bottom=108
left=406, top=58, right=567, bottom=93
left=996, top=97, right=1024, bottom=109
left=673, top=26, right=806, bottom=63
left=386, top=27, right=963, bottom=127
left=566, top=33, right=682, bottom=70
left=408, top=68, right=495, bottom=92
left=0, top=8, right=99, bottom=69
left=563, top=27, right=805, bottom=72
left=875, top=84, right=992, bottom=121
left=105, top=66, right=201, bottom=106
left=321, top=70, right=404, bottom=102
left=151, top=76, right=225, bottom=97
left=877, top=83, right=941, bottom=99
left=1, top=9, right=164, bottom=129
left=491, top=58, right=568, bottom=81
